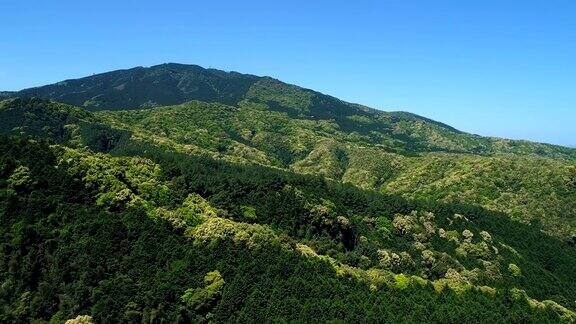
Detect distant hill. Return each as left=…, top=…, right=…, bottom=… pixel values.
left=16, top=63, right=261, bottom=109
left=0, top=91, right=15, bottom=99
left=7, top=63, right=576, bottom=160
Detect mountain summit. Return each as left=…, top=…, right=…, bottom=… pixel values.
left=17, top=63, right=261, bottom=109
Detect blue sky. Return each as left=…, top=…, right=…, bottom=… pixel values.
left=1, top=1, right=575, bottom=146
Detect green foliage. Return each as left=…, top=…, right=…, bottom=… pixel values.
left=7, top=165, right=32, bottom=190
left=1, top=136, right=575, bottom=322
left=64, top=315, right=93, bottom=323
left=1, top=65, right=576, bottom=322
left=91, top=97, right=576, bottom=239
left=240, top=205, right=257, bottom=221
left=181, top=271, right=225, bottom=311
left=381, top=154, right=576, bottom=238
left=0, top=97, right=129, bottom=152
left=508, top=263, right=522, bottom=277
left=394, top=274, right=411, bottom=290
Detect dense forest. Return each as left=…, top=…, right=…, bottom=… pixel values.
left=1, top=64, right=576, bottom=323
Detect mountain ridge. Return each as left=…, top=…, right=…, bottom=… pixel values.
left=0, top=63, right=478, bottom=136
left=15, top=63, right=261, bottom=110
left=3, top=63, right=575, bottom=158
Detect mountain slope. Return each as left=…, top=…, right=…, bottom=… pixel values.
left=3, top=91, right=576, bottom=240
left=1, top=64, right=576, bottom=322
left=2, top=114, right=576, bottom=322
left=89, top=99, right=576, bottom=239
left=10, top=63, right=576, bottom=161
left=17, top=63, right=260, bottom=110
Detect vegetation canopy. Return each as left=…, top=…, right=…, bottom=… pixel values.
left=1, top=64, right=575, bottom=323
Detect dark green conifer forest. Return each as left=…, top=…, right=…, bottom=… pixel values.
left=1, top=64, right=575, bottom=323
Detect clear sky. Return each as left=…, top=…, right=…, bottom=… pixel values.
left=1, top=1, right=575, bottom=146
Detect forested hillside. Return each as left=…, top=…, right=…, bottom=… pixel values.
left=1, top=64, right=576, bottom=322
left=95, top=99, right=576, bottom=239
left=0, top=92, right=14, bottom=100
left=15, top=64, right=576, bottom=161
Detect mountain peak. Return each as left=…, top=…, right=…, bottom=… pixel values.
left=16, top=63, right=261, bottom=110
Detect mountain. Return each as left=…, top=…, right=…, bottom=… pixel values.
left=17, top=63, right=260, bottom=110
left=1, top=65, right=576, bottom=322
left=8, top=64, right=576, bottom=238
left=10, top=63, right=576, bottom=160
